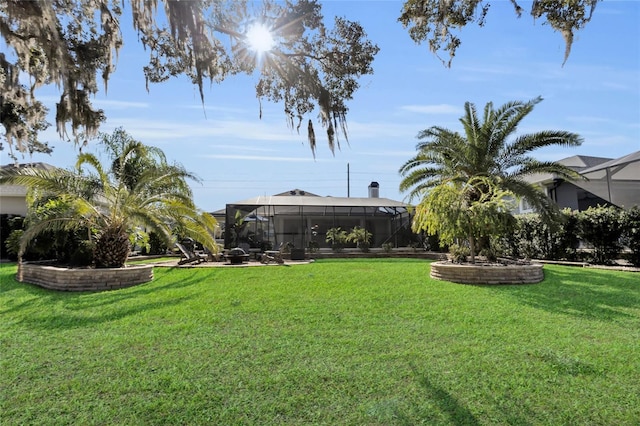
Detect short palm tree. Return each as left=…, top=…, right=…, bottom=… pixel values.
left=399, top=97, right=583, bottom=260
left=325, top=227, right=348, bottom=252
left=1, top=130, right=218, bottom=267
left=347, top=226, right=373, bottom=252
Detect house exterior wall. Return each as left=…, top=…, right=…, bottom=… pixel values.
left=0, top=184, right=28, bottom=216
left=554, top=182, right=580, bottom=211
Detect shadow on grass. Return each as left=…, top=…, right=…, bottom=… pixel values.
left=401, top=363, right=538, bottom=426
left=487, top=266, right=640, bottom=322
left=0, top=265, right=220, bottom=330
left=407, top=363, right=480, bottom=426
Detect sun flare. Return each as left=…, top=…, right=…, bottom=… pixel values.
left=245, top=23, right=275, bottom=53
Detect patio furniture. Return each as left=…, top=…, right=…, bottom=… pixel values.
left=260, top=250, right=284, bottom=265
left=176, top=242, right=207, bottom=265
left=224, top=247, right=250, bottom=265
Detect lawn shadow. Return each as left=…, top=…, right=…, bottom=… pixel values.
left=487, top=266, right=640, bottom=322
left=402, top=363, right=536, bottom=426
left=1, top=267, right=218, bottom=330
left=408, top=363, right=480, bottom=426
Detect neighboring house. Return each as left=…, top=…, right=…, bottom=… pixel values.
left=516, top=151, right=640, bottom=213
left=221, top=182, right=412, bottom=250
left=0, top=162, right=57, bottom=216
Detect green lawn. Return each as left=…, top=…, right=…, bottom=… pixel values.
left=1, top=259, right=638, bottom=425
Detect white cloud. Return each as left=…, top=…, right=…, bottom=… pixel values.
left=100, top=117, right=304, bottom=144
left=93, top=99, right=150, bottom=109
left=203, top=154, right=320, bottom=162
left=399, top=104, right=461, bottom=114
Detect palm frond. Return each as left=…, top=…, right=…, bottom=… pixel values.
left=508, top=159, right=584, bottom=182
left=501, top=177, right=562, bottom=222
left=504, top=131, right=583, bottom=161
left=485, top=97, right=542, bottom=161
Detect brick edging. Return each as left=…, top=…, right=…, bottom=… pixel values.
left=430, top=261, right=544, bottom=285
left=17, top=262, right=154, bottom=291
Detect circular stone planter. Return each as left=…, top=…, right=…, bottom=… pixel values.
left=430, top=261, right=543, bottom=285
left=17, top=261, right=154, bottom=291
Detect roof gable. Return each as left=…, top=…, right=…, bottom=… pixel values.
left=273, top=189, right=320, bottom=197
left=558, top=155, right=612, bottom=170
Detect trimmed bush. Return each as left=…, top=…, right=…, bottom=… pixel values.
left=497, top=211, right=578, bottom=261
left=69, top=240, right=95, bottom=267
left=578, top=206, right=624, bottom=265
left=622, top=206, right=640, bottom=266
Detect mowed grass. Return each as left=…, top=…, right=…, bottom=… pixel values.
left=1, top=259, right=638, bottom=425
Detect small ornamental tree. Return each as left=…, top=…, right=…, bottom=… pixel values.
left=412, top=176, right=515, bottom=263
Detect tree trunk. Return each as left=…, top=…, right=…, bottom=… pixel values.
left=94, top=227, right=130, bottom=268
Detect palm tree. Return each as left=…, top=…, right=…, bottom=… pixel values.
left=325, top=227, right=348, bottom=252
left=347, top=226, right=373, bottom=252
left=1, top=130, right=218, bottom=268
left=399, top=97, right=583, bottom=260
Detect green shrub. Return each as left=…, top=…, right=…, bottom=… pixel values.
left=4, top=229, right=23, bottom=261
left=558, top=209, right=581, bottom=261
left=578, top=206, right=624, bottom=265
left=1, top=214, right=20, bottom=259
left=496, top=211, right=580, bottom=261
left=382, top=242, right=393, bottom=253
left=325, top=227, right=348, bottom=252
left=347, top=226, right=372, bottom=252
left=4, top=228, right=59, bottom=261
left=148, top=231, right=168, bottom=255
left=69, top=240, right=95, bottom=266
left=448, top=243, right=470, bottom=263
left=479, top=245, right=498, bottom=262
left=622, top=206, right=640, bottom=266
left=307, top=241, right=319, bottom=253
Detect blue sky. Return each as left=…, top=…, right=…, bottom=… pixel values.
left=6, top=0, right=640, bottom=212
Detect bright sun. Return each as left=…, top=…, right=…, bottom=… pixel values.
left=245, top=23, right=274, bottom=53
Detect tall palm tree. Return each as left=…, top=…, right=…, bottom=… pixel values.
left=399, top=97, right=583, bottom=220
left=1, top=131, right=218, bottom=267
left=399, top=97, right=583, bottom=261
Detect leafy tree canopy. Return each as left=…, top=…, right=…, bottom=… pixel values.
left=0, top=0, right=379, bottom=160
left=399, top=0, right=600, bottom=67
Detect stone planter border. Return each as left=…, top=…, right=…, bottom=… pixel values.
left=17, top=261, right=154, bottom=291
left=430, top=261, right=543, bottom=285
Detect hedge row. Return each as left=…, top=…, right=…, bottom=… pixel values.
left=496, top=206, right=640, bottom=266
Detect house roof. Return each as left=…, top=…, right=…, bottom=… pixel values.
left=273, top=189, right=320, bottom=197
left=580, top=150, right=640, bottom=176
left=1, top=162, right=57, bottom=171
left=228, top=195, right=408, bottom=208
left=557, top=155, right=612, bottom=171
left=525, top=151, right=640, bottom=208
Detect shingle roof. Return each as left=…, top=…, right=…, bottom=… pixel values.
left=557, top=155, right=612, bottom=171
left=228, top=195, right=407, bottom=208
left=580, top=150, right=640, bottom=175
left=1, top=162, right=57, bottom=171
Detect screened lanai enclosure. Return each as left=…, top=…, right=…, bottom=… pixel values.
left=223, top=195, right=412, bottom=251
